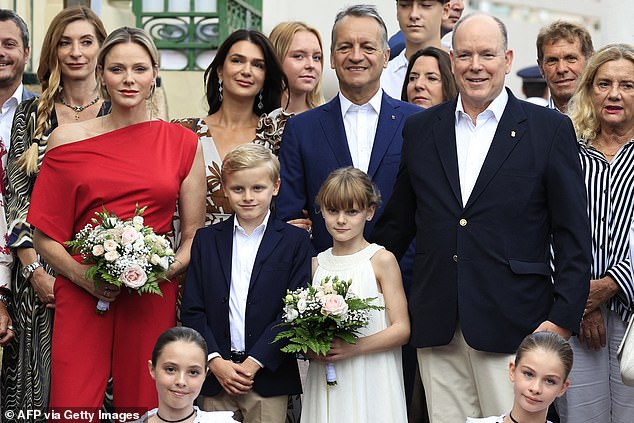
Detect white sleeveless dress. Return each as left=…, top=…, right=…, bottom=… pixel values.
left=301, top=243, right=407, bottom=423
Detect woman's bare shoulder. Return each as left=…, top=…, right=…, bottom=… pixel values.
left=47, top=117, right=108, bottom=151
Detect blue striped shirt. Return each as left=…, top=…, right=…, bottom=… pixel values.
left=579, top=138, right=634, bottom=321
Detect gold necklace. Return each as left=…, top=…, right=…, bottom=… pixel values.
left=59, top=94, right=100, bottom=120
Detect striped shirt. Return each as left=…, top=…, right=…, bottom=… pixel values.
left=579, top=138, right=634, bottom=321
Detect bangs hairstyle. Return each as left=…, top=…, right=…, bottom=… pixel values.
left=151, top=327, right=208, bottom=367
left=269, top=21, right=325, bottom=109
left=97, top=27, right=159, bottom=101
left=568, top=43, right=634, bottom=144
left=316, top=167, right=381, bottom=211
left=515, top=331, right=573, bottom=380
left=221, top=143, right=280, bottom=184
left=19, top=5, right=107, bottom=175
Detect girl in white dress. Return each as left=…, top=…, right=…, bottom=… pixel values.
left=466, top=332, right=572, bottom=423
left=301, top=167, right=410, bottom=423
left=138, top=327, right=238, bottom=423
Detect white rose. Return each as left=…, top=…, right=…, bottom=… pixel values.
left=297, top=290, right=309, bottom=300
left=150, top=254, right=161, bottom=265
left=297, top=298, right=307, bottom=313
left=103, top=239, right=118, bottom=252
left=132, top=215, right=144, bottom=226
left=104, top=251, right=119, bottom=262
left=92, top=244, right=105, bottom=256
left=159, top=256, right=171, bottom=270
left=133, top=239, right=145, bottom=251
left=285, top=307, right=299, bottom=322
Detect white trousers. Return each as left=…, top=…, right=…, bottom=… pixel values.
left=556, top=307, right=634, bottom=423
left=417, top=326, right=515, bottom=423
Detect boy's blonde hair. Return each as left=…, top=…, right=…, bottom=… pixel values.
left=221, top=144, right=280, bottom=184
left=316, top=167, right=381, bottom=211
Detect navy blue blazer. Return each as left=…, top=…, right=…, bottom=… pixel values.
left=372, top=89, right=592, bottom=353
left=180, top=215, right=311, bottom=397
left=277, top=92, right=420, bottom=253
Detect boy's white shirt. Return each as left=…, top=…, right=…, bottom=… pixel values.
left=207, top=211, right=270, bottom=368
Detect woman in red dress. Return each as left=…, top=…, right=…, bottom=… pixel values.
left=27, top=27, right=206, bottom=416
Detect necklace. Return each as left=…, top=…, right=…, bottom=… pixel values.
left=508, top=410, right=546, bottom=423
left=59, top=94, right=100, bottom=120
left=155, top=408, right=195, bottom=423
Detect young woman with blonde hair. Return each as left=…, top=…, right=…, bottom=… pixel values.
left=269, top=21, right=324, bottom=114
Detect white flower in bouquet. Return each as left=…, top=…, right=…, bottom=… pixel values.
left=150, top=254, right=162, bottom=266
left=104, top=251, right=119, bottom=262
left=92, top=245, right=105, bottom=257
left=284, top=306, right=299, bottom=322
left=132, top=215, right=144, bottom=226
left=158, top=256, right=171, bottom=270
left=103, top=239, right=118, bottom=252
left=297, top=298, right=308, bottom=313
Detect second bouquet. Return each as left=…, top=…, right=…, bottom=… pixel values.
left=66, top=204, right=175, bottom=314
left=274, top=275, right=383, bottom=385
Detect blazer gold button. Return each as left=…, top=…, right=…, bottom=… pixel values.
left=459, top=218, right=467, bottom=226
left=453, top=255, right=458, bottom=262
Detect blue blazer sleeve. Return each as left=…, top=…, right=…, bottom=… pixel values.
left=180, top=228, right=223, bottom=356
left=248, top=227, right=311, bottom=371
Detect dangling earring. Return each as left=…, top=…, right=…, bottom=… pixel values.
left=257, top=90, right=264, bottom=110
left=146, top=80, right=156, bottom=100
left=218, top=79, right=223, bottom=102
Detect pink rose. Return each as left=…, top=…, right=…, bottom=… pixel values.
left=121, top=226, right=138, bottom=245
left=120, top=265, right=147, bottom=289
left=321, top=294, right=348, bottom=317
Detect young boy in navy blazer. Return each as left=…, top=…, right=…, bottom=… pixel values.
left=181, top=144, right=311, bottom=423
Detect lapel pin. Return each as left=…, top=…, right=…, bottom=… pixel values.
left=511, top=130, right=516, bottom=138
left=391, top=115, right=396, bottom=120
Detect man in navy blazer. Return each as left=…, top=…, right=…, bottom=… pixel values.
left=372, top=13, right=591, bottom=422
left=277, top=4, right=420, bottom=254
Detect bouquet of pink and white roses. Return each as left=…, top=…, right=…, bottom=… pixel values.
left=66, top=204, right=175, bottom=314
left=274, top=276, right=383, bottom=385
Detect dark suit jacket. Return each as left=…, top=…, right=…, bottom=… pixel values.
left=180, top=215, right=311, bottom=397
left=372, top=89, right=592, bottom=353
left=277, top=92, right=420, bottom=253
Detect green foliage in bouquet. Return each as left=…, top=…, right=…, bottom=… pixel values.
left=273, top=276, right=384, bottom=356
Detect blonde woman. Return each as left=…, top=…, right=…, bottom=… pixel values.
left=556, top=43, right=634, bottom=423
left=1, top=5, right=108, bottom=413
left=28, top=27, right=205, bottom=412
left=269, top=21, right=324, bottom=114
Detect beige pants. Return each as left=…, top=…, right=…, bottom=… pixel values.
left=200, top=391, right=287, bottom=423
left=417, top=326, right=515, bottom=422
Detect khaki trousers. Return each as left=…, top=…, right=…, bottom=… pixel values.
left=201, top=391, right=287, bottom=423
left=417, top=326, right=515, bottom=422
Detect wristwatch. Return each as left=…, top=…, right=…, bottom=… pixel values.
left=21, top=261, right=42, bottom=280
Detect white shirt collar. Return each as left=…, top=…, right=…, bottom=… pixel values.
left=394, top=49, right=409, bottom=71
left=1, top=84, right=23, bottom=111
left=339, top=88, right=383, bottom=116
left=455, top=88, right=509, bottom=122
left=233, top=210, right=270, bottom=234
